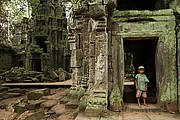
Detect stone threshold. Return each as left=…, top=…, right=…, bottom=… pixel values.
left=1, top=79, right=72, bottom=87
left=124, top=103, right=161, bottom=112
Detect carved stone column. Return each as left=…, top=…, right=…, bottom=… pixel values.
left=85, top=17, right=108, bottom=115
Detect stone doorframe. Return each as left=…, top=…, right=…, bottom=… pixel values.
left=108, top=9, right=178, bottom=111
left=110, top=30, right=177, bottom=110
left=119, top=34, right=160, bottom=102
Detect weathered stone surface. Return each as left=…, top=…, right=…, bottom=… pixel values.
left=41, top=100, right=58, bottom=109
left=125, top=103, right=161, bottom=112
left=27, top=88, right=50, bottom=100
left=25, top=0, right=69, bottom=72
left=70, top=49, right=83, bottom=68
left=109, top=85, right=122, bottom=111
left=26, top=100, right=45, bottom=110
left=0, top=87, right=9, bottom=93
left=49, top=71, right=59, bottom=80
left=65, top=101, right=79, bottom=109
left=14, top=103, right=27, bottom=114
left=58, top=109, right=78, bottom=120
left=84, top=109, right=101, bottom=117
left=24, top=110, right=44, bottom=120
left=147, top=113, right=180, bottom=120
left=50, top=104, right=65, bottom=115
left=8, top=88, right=26, bottom=94
left=5, top=92, right=22, bottom=97
left=58, top=68, right=66, bottom=81
left=60, top=96, right=69, bottom=104
left=123, top=114, right=150, bottom=120
left=0, top=92, right=22, bottom=99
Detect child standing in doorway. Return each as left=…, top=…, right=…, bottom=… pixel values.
left=135, top=66, right=149, bottom=108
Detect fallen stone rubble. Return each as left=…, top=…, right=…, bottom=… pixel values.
left=0, top=88, right=78, bottom=120
left=0, top=67, right=71, bottom=83
left=0, top=87, right=26, bottom=101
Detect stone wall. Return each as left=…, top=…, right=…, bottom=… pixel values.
left=68, top=0, right=180, bottom=113
left=67, top=0, right=110, bottom=115
left=13, top=17, right=28, bottom=46
left=0, top=45, right=14, bottom=71
left=27, top=0, right=69, bottom=72
left=176, top=7, right=180, bottom=111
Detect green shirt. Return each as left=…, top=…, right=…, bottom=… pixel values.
left=135, top=74, right=149, bottom=91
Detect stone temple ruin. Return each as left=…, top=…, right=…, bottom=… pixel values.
left=11, top=0, right=70, bottom=72
left=0, top=0, right=180, bottom=117
left=0, top=0, right=70, bottom=82
left=66, top=0, right=180, bottom=114
left=27, top=0, right=70, bottom=72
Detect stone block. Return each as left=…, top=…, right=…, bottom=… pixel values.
left=27, top=88, right=50, bottom=100
left=69, top=43, right=76, bottom=50
left=58, top=68, right=65, bottom=81
left=9, top=77, right=24, bottom=82
left=50, top=71, right=59, bottom=79
left=23, top=80, right=34, bottom=83
left=8, top=88, right=26, bottom=94
left=27, top=100, right=45, bottom=110
left=60, top=96, right=69, bottom=104
left=50, top=104, right=65, bottom=115
left=123, top=113, right=150, bottom=120
left=0, top=87, right=9, bottom=93
left=84, top=109, right=101, bottom=117
left=109, top=85, right=123, bottom=111
left=24, top=110, right=44, bottom=120
left=0, top=92, right=21, bottom=99
left=0, top=93, right=6, bottom=99
left=41, top=100, right=58, bottom=109
left=14, top=103, right=27, bottom=114
left=89, top=44, right=95, bottom=56
left=65, top=101, right=79, bottom=109
left=71, top=49, right=83, bottom=68
left=5, top=92, right=22, bottom=98
left=75, top=113, right=100, bottom=120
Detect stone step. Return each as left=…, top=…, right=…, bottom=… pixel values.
left=0, top=92, right=22, bottom=100
left=93, top=90, right=106, bottom=98
left=5, top=92, right=22, bottom=97
left=124, top=103, right=161, bottom=112
left=8, top=88, right=26, bottom=94
left=0, top=87, right=9, bottom=93
left=1, top=79, right=72, bottom=87
left=65, top=101, right=79, bottom=109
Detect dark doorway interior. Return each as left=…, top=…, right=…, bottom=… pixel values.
left=35, top=37, right=47, bottom=53
left=18, top=61, right=23, bottom=67
left=32, top=59, right=41, bottom=71
left=116, top=0, right=168, bottom=10
left=123, top=38, right=157, bottom=104
left=117, top=0, right=156, bottom=10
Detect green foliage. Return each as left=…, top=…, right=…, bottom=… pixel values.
left=0, top=0, right=30, bottom=44
left=4, top=0, right=29, bottom=24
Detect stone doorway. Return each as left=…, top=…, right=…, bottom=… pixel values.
left=35, top=37, right=47, bottom=53
left=123, top=38, right=158, bottom=104
left=32, top=59, right=41, bottom=71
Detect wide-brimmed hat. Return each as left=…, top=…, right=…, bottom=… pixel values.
left=138, top=66, right=145, bottom=69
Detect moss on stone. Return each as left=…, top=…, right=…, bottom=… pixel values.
left=109, top=85, right=123, bottom=111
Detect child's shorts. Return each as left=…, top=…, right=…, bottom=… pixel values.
left=136, top=90, right=147, bottom=98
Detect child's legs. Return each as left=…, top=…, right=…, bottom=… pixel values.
left=137, top=98, right=141, bottom=106
left=136, top=90, right=142, bottom=98
left=136, top=90, right=142, bottom=106
left=142, top=91, right=147, bottom=98
left=142, top=91, right=147, bottom=105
